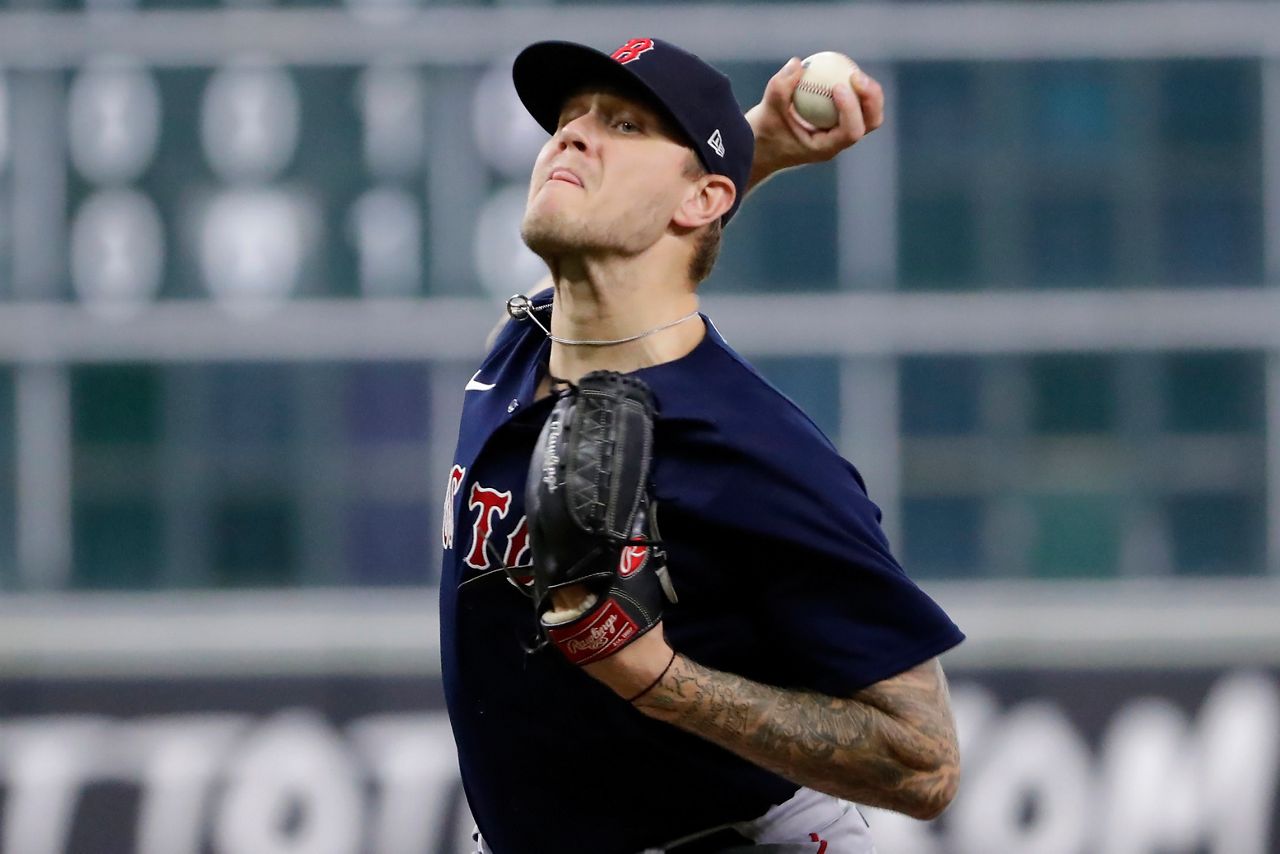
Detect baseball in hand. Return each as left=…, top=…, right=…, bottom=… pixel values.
left=792, top=51, right=860, bottom=130
left=544, top=591, right=597, bottom=625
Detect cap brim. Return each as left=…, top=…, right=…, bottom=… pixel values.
left=513, top=41, right=687, bottom=144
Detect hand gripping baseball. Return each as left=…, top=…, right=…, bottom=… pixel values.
left=525, top=371, right=672, bottom=665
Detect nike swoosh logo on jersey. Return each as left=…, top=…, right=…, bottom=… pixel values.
left=465, top=371, right=497, bottom=392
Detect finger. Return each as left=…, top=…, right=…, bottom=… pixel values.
left=784, top=104, right=827, bottom=152
left=786, top=102, right=820, bottom=135
left=830, top=79, right=866, bottom=142
left=762, top=57, right=804, bottom=112
left=847, top=61, right=872, bottom=94
left=857, top=75, right=886, bottom=132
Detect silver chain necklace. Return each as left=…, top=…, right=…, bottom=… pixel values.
left=505, top=294, right=700, bottom=347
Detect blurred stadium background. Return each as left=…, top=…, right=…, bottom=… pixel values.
left=1, top=1, right=1279, bottom=852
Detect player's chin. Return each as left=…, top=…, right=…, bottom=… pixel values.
left=520, top=211, right=584, bottom=259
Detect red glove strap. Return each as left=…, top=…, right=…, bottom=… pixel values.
left=546, top=599, right=641, bottom=665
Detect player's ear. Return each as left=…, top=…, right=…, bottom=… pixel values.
left=673, top=174, right=735, bottom=229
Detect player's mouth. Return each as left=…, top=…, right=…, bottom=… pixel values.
left=547, top=168, right=583, bottom=188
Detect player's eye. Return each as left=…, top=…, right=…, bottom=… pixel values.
left=614, top=118, right=641, bottom=134
left=556, top=105, right=589, bottom=130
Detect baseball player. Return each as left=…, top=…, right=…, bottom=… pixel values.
left=441, top=38, right=963, bottom=854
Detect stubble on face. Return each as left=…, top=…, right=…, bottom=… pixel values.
left=520, top=198, right=599, bottom=259
left=520, top=190, right=670, bottom=262
left=520, top=92, right=691, bottom=264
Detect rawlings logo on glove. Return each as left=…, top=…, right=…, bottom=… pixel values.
left=523, top=371, right=675, bottom=664
left=554, top=603, right=636, bottom=663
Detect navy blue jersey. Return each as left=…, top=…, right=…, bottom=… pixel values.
left=440, top=291, right=964, bottom=854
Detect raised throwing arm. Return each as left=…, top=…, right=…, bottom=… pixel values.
left=744, top=56, right=884, bottom=191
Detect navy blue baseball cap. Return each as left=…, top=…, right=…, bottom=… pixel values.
left=512, top=38, right=754, bottom=224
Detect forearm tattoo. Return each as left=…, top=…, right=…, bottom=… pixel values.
left=635, top=656, right=960, bottom=818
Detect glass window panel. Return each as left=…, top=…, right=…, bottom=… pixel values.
left=345, top=501, right=433, bottom=586
left=751, top=357, right=840, bottom=442
left=71, top=366, right=165, bottom=590
left=712, top=162, right=839, bottom=291
left=899, top=193, right=977, bottom=289
left=345, top=364, right=430, bottom=444
left=1030, top=355, right=1116, bottom=434
left=132, top=65, right=430, bottom=302
left=708, top=61, right=839, bottom=292
left=898, top=63, right=978, bottom=151
left=211, top=496, right=298, bottom=587
left=1030, top=494, right=1121, bottom=577
left=1159, top=60, right=1255, bottom=149
left=1166, top=492, right=1265, bottom=576
left=72, top=498, right=162, bottom=589
left=72, top=365, right=162, bottom=445
left=114, top=68, right=202, bottom=302
left=902, top=496, right=984, bottom=578
left=211, top=365, right=295, bottom=445
left=900, top=357, right=981, bottom=436
left=138, top=0, right=224, bottom=9
left=1164, top=352, right=1264, bottom=434
left=1160, top=195, right=1262, bottom=286
left=291, top=67, right=366, bottom=298
left=65, top=361, right=442, bottom=591
left=1028, top=196, right=1114, bottom=286
left=0, top=170, right=10, bottom=302
left=0, top=369, right=13, bottom=586
left=1028, top=62, right=1115, bottom=150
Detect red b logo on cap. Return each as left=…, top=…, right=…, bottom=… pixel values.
left=612, top=38, right=655, bottom=64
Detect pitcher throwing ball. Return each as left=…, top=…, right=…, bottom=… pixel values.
left=441, top=37, right=964, bottom=854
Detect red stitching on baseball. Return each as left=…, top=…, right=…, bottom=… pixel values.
left=796, top=80, right=835, bottom=97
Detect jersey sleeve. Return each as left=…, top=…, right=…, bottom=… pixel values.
left=662, top=412, right=964, bottom=698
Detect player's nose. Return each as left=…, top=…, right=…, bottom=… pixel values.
left=556, top=114, right=594, bottom=154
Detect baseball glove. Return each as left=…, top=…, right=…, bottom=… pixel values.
left=524, top=370, right=674, bottom=665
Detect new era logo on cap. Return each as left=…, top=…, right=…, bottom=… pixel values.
left=707, top=129, right=725, bottom=157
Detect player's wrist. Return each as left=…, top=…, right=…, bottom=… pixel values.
left=627, top=651, right=690, bottom=717
left=744, top=105, right=785, bottom=190
left=581, top=624, right=675, bottom=699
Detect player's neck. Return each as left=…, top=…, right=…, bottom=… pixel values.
left=545, top=253, right=703, bottom=384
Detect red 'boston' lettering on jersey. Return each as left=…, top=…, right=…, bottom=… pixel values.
left=504, top=516, right=530, bottom=567
left=465, top=484, right=512, bottom=569
left=611, top=38, right=654, bottom=64
left=441, top=465, right=466, bottom=550
left=503, top=516, right=534, bottom=587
